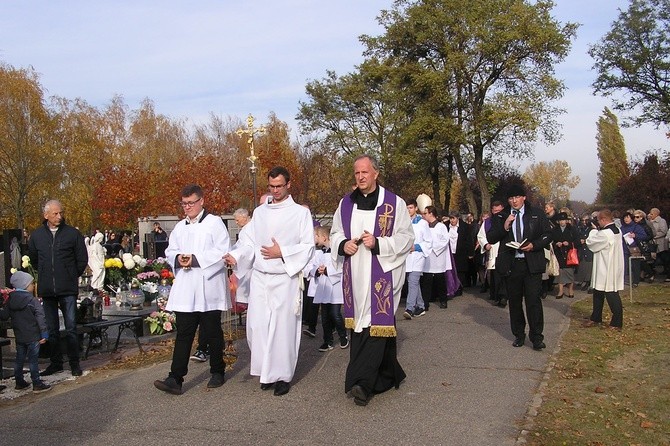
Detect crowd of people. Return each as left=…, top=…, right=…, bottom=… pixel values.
left=2, top=158, right=667, bottom=404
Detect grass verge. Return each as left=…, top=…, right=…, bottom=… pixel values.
left=526, top=284, right=670, bottom=445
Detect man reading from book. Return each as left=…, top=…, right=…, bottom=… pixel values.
left=485, top=184, right=552, bottom=350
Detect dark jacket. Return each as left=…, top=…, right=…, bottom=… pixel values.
left=576, top=223, right=594, bottom=262
left=0, top=290, right=48, bottom=344
left=486, top=203, right=552, bottom=276
left=28, top=220, right=88, bottom=298
left=451, top=221, right=475, bottom=271
left=620, top=221, right=648, bottom=256
left=551, top=224, right=579, bottom=269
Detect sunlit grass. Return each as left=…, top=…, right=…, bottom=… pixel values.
left=527, top=285, right=670, bottom=446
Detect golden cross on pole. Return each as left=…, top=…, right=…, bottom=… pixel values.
left=236, top=114, right=266, bottom=208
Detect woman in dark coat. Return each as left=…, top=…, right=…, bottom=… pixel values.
left=620, top=211, right=649, bottom=287
left=575, top=213, right=595, bottom=291
left=551, top=212, right=579, bottom=298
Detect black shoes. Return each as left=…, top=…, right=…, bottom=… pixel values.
left=207, top=373, right=225, bottom=388
left=274, top=380, right=290, bottom=396
left=439, top=302, right=448, bottom=309
left=533, top=342, right=546, bottom=351
left=32, top=381, right=52, bottom=393
left=71, top=364, right=83, bottom=377
left=350, top=384, right=369, bottom=406
left=40, top=365, right=63, bottom=376
left=512, top=337, right=525, bottom=347
left=302, top=328, right=316, bottom=338
left=15, top=381, right=31, bottom=391
left=260, top=382, right=274, bottom=391
left=154, top=376, right=183, bottom=395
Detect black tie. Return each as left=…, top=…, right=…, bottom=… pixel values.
left=514, top=210, right=522, bottom=242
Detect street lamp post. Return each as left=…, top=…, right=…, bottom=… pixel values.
left=236, top=114, right=266, bottom=209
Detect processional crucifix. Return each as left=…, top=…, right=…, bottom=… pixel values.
left=236, top=114, right=266, bottom=209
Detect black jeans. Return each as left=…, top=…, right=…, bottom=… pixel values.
left=420, top=272, right=447, bottom=307
left=170, top=311, right=224, bottom=382
left=506, top=259, right=544, bottom=344
left=590, top=290, right=623, bottom=328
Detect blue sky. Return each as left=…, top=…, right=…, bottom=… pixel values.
left=1, top=0, right=667, bottom=203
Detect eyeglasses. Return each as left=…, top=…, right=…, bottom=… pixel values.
left=180, top=197, right=202, bottom=208
left=634, top=215, right=643, bottom=219
left=267, top=183, right=287, bottom=190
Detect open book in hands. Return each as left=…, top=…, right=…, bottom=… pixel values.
left=506, top=239, right=529, bottom=249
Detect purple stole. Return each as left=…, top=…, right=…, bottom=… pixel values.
left=444, top=244, right=461, bottom=296
left=341, top=188, right=397, bottom=337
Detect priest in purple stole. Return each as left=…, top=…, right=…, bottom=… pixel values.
left=330, top=154, right=414, bottom=406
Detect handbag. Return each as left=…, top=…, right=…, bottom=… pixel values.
left=638, top=238, right=657, bottom=255
left=566, top=247, right=579, bottom=266
left=547, top=245, right=560, bottom=276
left=628, top=245, right=642, bottom=257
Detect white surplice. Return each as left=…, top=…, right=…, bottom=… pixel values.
left=312, top=249, right=343, bottom=305
left=586, top=225, right=624, bottom=292
left=330, top=186, right=414, bottom=333
left=165, top=213, right=231, bottom=312
left=228, top=196, right=314, bottom=383
left=405, top=216, right=432, bottom=273
left=424, top=221, right=452, bottom=273
left=476, top=220, right=499, bottom=271
left=231, top=225, right=251, bottom=304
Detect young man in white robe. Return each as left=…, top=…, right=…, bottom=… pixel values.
left=224, top=167, right=314, bottom=396
left=154, top=184, right=230, bottom=395
left=403, top=198, right=432, bottom=318
left=331, top=154, right=414, bottom=406
left=584, top=209, right=625, bottom=330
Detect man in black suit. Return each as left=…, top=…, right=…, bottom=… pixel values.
left=448, top=211, right=474, bottom=292
left=486, top=185, right=552, bottom=350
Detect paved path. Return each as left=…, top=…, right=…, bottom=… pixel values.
left=0, top=289, right=578, bottom=446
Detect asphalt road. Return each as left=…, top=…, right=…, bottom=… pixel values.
left=0, top=289, right=576, bottom=446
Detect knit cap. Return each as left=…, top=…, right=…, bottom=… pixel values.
left=10, top=271, right=34, bottom=290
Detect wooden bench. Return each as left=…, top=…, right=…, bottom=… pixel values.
left=81, top=316, right=143, bottom=359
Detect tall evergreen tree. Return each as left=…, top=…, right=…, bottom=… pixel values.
left=595, top=107, right=629, bottom=204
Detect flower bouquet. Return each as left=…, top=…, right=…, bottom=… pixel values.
left=104, top=257, right=125, bottom=286
left=146, top=310, right=176, bottom=335
left=147, top=257, right=175, bottom=285
left=136, top=271, right=160, bottom=304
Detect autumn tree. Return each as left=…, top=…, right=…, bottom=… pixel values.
left=297, top=59, right=411, bottom=190
left=366, top=0, right=577, bottom=215
left=595, top=107, right=629, bottom=204
left=190, top=113, right=252, bottom=211
left=613, top=152, right=670, bottom=212
left=254, top=113, right=304, bottom=203
left=589, top=0, right=670, bottom=127
left=522, top=160, right=580, bottom=204
left=0, top=64, right=62, bottom=229
left=299, top=0, right=577, bottom=216
left=51, top=97, right=109, bottom=232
